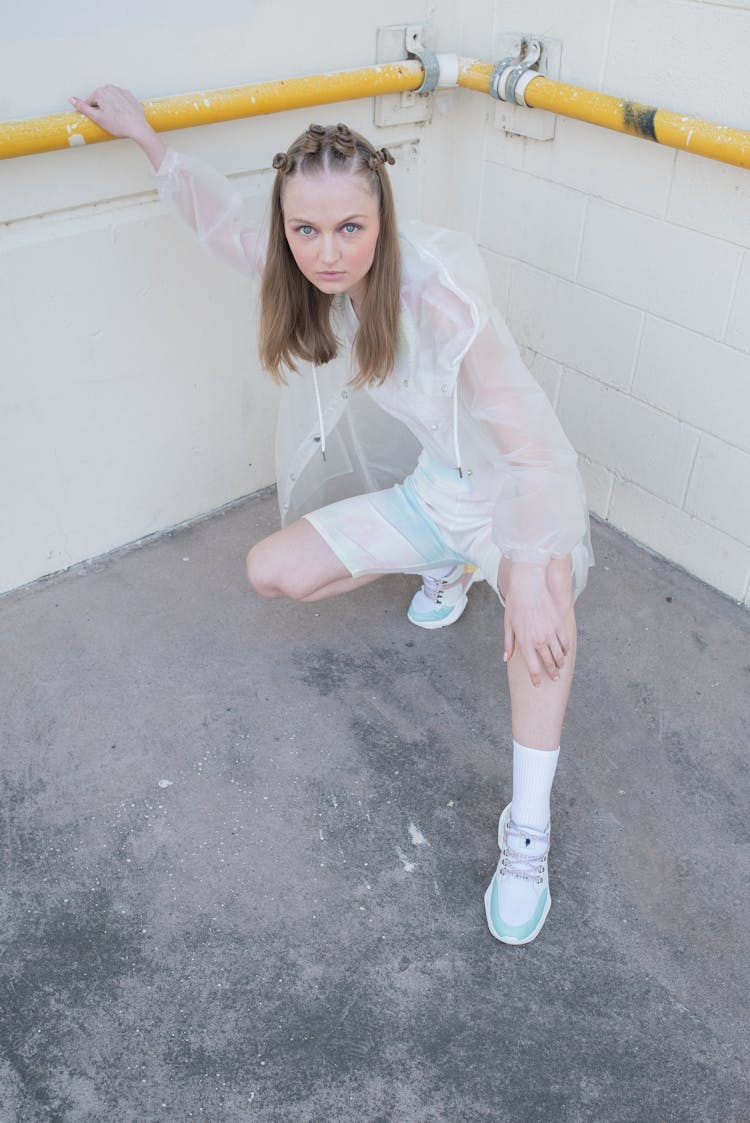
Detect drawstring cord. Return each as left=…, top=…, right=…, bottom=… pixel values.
left=452, top=385, right=463, bottom=478
left=313, top=362, right=462, bottom=478
left=311, top=365, right=327, bottom=462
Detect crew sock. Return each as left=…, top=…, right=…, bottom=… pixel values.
left=510, top=740, right=560, bottom=831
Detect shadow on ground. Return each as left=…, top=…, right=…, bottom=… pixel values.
left=1, top=493, right=748, bottom=1122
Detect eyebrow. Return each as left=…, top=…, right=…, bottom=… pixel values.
left=285, top=214, right=370, bottom=223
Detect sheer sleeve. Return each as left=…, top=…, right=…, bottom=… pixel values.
left=460, top=312, right=588, bottom=566
left=153, top=147, right=265, bottom=277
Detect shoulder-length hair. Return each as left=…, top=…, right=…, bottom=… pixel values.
left=259, top=123, right=401, bottom=388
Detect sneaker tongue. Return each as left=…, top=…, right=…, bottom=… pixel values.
left=508, top=829, right=547, bottom=859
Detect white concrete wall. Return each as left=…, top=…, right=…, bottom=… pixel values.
left=3, top=1, right=750, bottom=605
left=461, top=0, right=750, bottom=604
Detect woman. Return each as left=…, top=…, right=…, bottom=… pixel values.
left=69, top=85, right=593, bottom=945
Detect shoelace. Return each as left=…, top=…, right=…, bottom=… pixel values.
left=502, top=822, right=549, bottom=883
left=421, top=573, right=446, bottom=603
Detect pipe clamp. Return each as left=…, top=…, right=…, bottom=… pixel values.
left=490, top=38, right=543, bottom=104
left=406, top=25, right=440, bottom=94
left=489, top=53, right=521, bottom=101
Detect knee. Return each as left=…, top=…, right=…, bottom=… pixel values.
left=246, top=541, right=307, bottom=600
left=246, top=543, right=283, bottom=598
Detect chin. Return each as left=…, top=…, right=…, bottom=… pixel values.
left=314, top=278, right=348, bottom=293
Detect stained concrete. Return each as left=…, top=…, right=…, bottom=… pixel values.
left=1, top=491, right=748, bottom=1123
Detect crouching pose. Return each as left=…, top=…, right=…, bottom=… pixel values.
left=71, top=85, right=593, bottom=945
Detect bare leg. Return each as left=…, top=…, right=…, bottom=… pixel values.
left=246, top=518, right=382, bottom=601
left=499, top=556, right=577, bottom=749
left=483, top=557, right=578, bottom=944
left=506, top=607, right=577, bottom=748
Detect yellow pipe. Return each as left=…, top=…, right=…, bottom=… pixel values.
left=0, top=61, right=425, bottom=160
left=3, top=54, right=749, bottom=170
left=457, top=58, right=497, bottom=96
left=457, top=58, right=750, bottom=170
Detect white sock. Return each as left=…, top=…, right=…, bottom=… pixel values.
left=510, top=740, right=560, bottom=831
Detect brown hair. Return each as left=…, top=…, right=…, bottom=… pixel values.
left=259, top=123, right=400, bottom=387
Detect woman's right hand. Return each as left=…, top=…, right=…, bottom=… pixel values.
left=68, top=85, right=167, bottom=170
left=69, top=85, right=151, bottom=141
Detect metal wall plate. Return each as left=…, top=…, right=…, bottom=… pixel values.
left=374, top=24, right=434, bottom=127
left=492, top=33, right=562, bottom=141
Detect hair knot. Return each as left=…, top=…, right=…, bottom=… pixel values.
left=329, top=123, right=355, bottom=158
left=272, top=152, right=290, bottom=172
left=368, top=147, right=396, bottom=170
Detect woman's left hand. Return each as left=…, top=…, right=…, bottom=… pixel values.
left=499, top=557, right=573, bottom=687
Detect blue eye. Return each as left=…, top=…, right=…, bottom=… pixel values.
left=343, top=222, right=359, bottom=234
left=297, top=225, right=314, bottom=236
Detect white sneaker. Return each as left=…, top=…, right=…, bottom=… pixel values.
left=484, top=804, right=551, bottom=946
left=407, top=564, right=479, bottom=630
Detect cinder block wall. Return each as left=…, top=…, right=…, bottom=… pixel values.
left=462, top=0, right=750, bottom=603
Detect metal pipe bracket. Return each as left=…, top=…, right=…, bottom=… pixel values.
left=490, top=37, right=543, bottom=104
left=406, top=25, right=440, bottom=94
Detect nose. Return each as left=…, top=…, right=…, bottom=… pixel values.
left=319, top=234, right=339, bottom=265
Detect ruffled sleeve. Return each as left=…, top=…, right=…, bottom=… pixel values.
left=153, top=147, right=265, bottom=276
left=459, top=311, right=589, bottom=565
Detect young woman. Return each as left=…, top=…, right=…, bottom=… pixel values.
left=70, top=85, right=593, bottom=945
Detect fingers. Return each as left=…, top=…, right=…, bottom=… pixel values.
left=547, top=632, right=567, bottom=669
left=502, top=557, right=576, bottom=687
left=537, top=641, right=562, bottom=683
left=524, top=649, right=543, bottom=688
left=515, top=637, right=556, bottom=687
left=506, top=626, right=568, bottom=686
left=68, top=95, right=98, bottom=120
left=69, top=88, right=113, bottom=125
left=503, top=614, right=515, bottom=665
left=69, top=85, right=148, bottom=142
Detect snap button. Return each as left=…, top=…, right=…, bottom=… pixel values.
left=441, top=384, right=448, bottom=393
left=467, top=469, right=473, bottom=476
left=341, top=390, right=349, bottom=399
left=402, top=380, right=408, bottom=388
left=290, top=473, right=296, bottom=481
left=430, top=423, right=438, bottom=431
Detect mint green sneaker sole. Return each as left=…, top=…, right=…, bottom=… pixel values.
left=484, top=874, right=551, bottom=946
left=407, top=592, right=470, bottom=630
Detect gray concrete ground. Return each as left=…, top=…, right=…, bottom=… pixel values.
left=1, top=491, right=748, bottom=1123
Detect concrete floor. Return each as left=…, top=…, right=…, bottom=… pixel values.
left=1, top=491, right=748, bottom=1123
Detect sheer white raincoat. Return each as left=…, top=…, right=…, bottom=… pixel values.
left=154, top=148, right=593, bottom=573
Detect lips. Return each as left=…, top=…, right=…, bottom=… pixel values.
left=318, top=271, right=345, bottom=280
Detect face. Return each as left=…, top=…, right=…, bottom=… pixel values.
left=282, top=170, right=380, bottom=312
